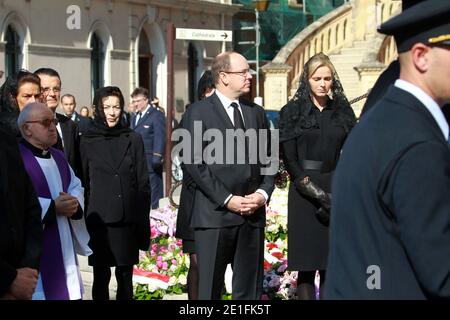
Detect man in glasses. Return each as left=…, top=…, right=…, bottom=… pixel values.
left=34, top=68, right=81, bottom=179
left=17, top=102, right=91, bottom=300
left=179, top=51, right=274, bottom=299
left=130, top=87, right=166, bottom=209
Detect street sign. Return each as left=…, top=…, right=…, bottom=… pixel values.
left=176, top=28, right=233, bottom=42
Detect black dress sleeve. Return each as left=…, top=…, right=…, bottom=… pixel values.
left=281, top=138, right=307, bottom=182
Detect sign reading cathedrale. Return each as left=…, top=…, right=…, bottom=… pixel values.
left=176, top=28, right=233, bottom=42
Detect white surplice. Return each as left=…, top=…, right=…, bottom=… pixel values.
left=32, top=156, right=92, bottom=300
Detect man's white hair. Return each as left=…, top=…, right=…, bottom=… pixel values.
left=17, top=102, right=48, bottom=136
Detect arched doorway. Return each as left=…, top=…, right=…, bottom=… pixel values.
left=90, top=32, right=105, bottom=97
left=138, top=29, right=153, bottom=96
left=187, top=42, right=199, bottom=103
left=5, top=25, right=21, bottom=77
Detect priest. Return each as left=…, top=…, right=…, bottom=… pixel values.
left=17, top=102, right=91, bottom=300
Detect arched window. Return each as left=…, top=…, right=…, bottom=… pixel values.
left=187, top=43, right=199, bottom=103
left=5, top=25, right=21, bottom=77
left=138, top=29, right=153, bottom=96
left=90, top=32, right=105, bottom=96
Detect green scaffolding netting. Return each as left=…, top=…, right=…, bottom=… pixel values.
left=233, top=0, right=346, bottom=61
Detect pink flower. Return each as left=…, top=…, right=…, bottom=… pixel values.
left=171, top=259, right=177, bottom=266
left=150, top=226, right=158, bottom=239
left=156, top=225, right=167, bottom=234
left=156, top=261, right=163, bottom=269
left=277, top=264, right=287, bottom=273
left=162, top=262, right=168, bottom=270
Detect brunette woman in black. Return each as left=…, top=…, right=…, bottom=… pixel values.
left=80, top=86, right=150, bottom=300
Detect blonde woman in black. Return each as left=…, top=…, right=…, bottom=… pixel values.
left=278, top=53, right=356, bottom=299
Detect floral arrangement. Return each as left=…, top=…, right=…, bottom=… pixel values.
left=133, top=186, right=299, bottom=300
left=261, top=186, right=299, bottom=300
left=133, top=205, right=189, bottom=300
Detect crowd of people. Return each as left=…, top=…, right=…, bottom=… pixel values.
left=1, top=0, right=450, bottom=300
left=0, top=67, right=167, bottom=300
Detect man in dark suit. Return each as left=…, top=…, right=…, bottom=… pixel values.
left=130, top=87, right=166, bottom=209
left=179, top=51, right=275, bottom=299
left=61, top=93, right=92, bottom=135
left=34, top=68, right=81, bottom=178
left=325, top=0, right=450, bottom=299
left=0, top=127, right=42, bottom=300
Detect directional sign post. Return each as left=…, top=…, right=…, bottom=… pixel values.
left=176, top=28, right=233, bottom=42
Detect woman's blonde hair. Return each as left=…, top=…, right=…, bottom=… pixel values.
left=305, top=52, right=336, bottom=81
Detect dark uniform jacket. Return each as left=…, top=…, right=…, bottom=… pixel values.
left=325, top=86, right=450, bottom=299
left=130, top=106, right=166, bottom=173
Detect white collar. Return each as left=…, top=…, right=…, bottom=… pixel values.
left=215, top=89, right=240, bottom=110
left=139, top=104, right=151, bottom=115
left=395, top=79, right=449, bottom=140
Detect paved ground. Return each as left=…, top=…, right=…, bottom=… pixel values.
left=78, top=255, right=117, bottom=300
left=78, top=183, right=185, bottom=300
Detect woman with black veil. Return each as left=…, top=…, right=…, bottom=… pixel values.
left=278, top=53, right=356, bottom=299
left=80, top=86, right=150, bottom=300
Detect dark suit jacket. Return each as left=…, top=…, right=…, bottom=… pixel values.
left=131, top=106, right=166, bottom=173
left=55, top=113, right=81, bottom=178
left=325, top=86, right=450, bottom=299
left=0, top=129, right=42, bottom=295
left=80, top=131, right=150, bottom=226
left=71, top=112, right=92, bottom=135
left=181, top=93, right=275, bottom=229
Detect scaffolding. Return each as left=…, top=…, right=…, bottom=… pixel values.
left=233, top=0, right=346, bottom=62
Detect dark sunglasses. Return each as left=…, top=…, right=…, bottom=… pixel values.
left=25, top=118, right=59, bottom=128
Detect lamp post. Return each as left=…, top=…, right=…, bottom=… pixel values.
left=253, top=0, right=270, bottom=105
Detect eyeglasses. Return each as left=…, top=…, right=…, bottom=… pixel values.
left=131, top=98, right=147, bottom=104
left=102, top=105, right=121, bottom=111
left=221, top=69, right=251, bottom=77
left=42, top=87, right=61, bottom=94
left=25, top=118, right=59, bottom=128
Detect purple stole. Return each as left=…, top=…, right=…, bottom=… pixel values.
left=19, top=143, right=71, bottom=300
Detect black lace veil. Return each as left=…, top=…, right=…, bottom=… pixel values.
left=278, top=52, right=356, bottom=142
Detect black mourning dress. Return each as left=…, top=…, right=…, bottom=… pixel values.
left=281, top=103, right=351, bottom=271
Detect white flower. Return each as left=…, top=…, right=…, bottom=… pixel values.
left=178, top=274, right=187, bottom=285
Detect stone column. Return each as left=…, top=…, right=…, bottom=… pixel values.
left=261, top=63, right=292, bottom=111
left=354, top=60, right=386, bottom=117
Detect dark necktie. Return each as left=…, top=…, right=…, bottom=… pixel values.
left=231, top=102, right=245, bottom=130
left=135, top=112, right=142, bottom=127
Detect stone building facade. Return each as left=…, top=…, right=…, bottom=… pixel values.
left=0, top=0, right=239, bottom=118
